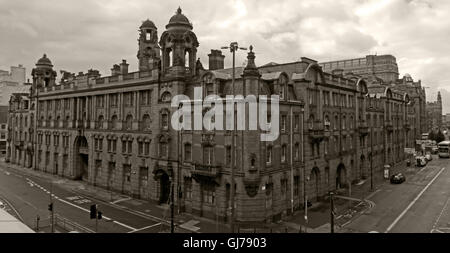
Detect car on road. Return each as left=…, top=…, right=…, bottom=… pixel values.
left=416, top=156, right=427, bottom=167
left=390, top=173, right=406, bottom=184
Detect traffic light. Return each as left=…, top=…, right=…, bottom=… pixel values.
left=90, top=204, right=97, bottom=219
left=97, top=211, right=102, bottom=220
left=48, top=203, right=53, bottom=211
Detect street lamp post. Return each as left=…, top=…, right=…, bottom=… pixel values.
left=167, top=162, right=174, bottom=233
left=329, top=191, right=334, bottom=233
left=220, top=42, right=247, bottom=233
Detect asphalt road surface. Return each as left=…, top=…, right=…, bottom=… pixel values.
left=0, top=162, right=170, bottom=233
left=344, top=156, right=450, bottom=233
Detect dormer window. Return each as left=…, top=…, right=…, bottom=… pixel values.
left=146, top=32, right=151, bottom=41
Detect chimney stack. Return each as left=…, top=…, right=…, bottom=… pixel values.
left=208, top=50, right=225, bottom=70
left=120, top=59, right=129, bottom=75
left=111, top=64, right=120, bottom=76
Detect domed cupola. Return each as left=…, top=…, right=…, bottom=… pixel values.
left=140, top=19, right=157, bottom=30
left=36, top=54, right=53, bottom=69
left=166, top=7, right=193, bottom=31
left=31, top=54, right=57, bottom=90
left=159, top=7, right=199, bottom=76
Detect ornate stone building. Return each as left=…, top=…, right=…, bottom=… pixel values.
left=6, top=91, right=32, bottom=166
left=5, top=8, right=418, bottom=224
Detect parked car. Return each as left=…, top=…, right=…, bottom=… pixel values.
left=0, top=201, right=4, bottom=210
left=390, top=173, right=406, bottom=184
left=416, top=156, right=427, bottom=167
left=425, top=153, right=433, bottom=161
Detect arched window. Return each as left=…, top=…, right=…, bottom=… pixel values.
left=324, top=115, right=330, bottom=130
left=308, top=114, right=314, bottom=130
left=56, top=116, right=60, bottom=128
left=161, top=92, right=171, bottom=102
left=168, top=49, right=173, bottom=67
left=342, top=115, right=346, bottom=129
left=64, top=116, right=69, bottom=128
left=97, top=115, right=104, bottom=129
left=334, top=115, right=338, bottom=130
left=142, top=114, right=151, bottom=130
left=111, top=115, right=118, bottom=130
left=125, top=115, right=133, bottom=130
left=185, top=50, right=190, bottom=68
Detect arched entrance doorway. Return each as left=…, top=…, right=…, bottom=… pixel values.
left=336, top=163, right=347, bottom=190
left=310, top=167, right=320, bottom=201
left=73, top=136, right=89, bottom=181
left=154, top=170, right=170, bottom=204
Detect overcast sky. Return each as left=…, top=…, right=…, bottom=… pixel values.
left=1, top=0, right=450, bottom=112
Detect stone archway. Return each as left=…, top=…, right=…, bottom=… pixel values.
left=336, top=163, right=347, bottom=190
left=154, top=170, right=170, bottom=204
left=73, top=136, right=89, bottom=181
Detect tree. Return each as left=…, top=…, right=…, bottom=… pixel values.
left=436, top=131, right=445, bottom=144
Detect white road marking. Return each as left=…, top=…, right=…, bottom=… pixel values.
left=430, top=197, right=450, bottom=233
left=26, top=178, right=138, bottom=232
left=111, top=197, right=132, bottom=204
left=385, top=167, right=446, bottom=233
left=127, top=223, right=162, bottom=233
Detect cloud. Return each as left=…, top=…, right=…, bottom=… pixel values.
left=0, top=0, right=449, bottom=113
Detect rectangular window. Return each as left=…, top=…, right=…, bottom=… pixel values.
left=281, top=115, right=287, bottom=132
left=113, top=140, right=117, bottom=152
left=185, top=180, right=192, bottom=200
left=294, top=176, right=299, bottom=196
left=294, top=115, right=299, bottom=131
left=138, top=142, right=144, bottom=155
left=281, top=145, right=287, bottom=163
left=128, top=141, right=132, bottom=154
left=203, top=146, right=213, bottom=165
left=184, top=144, right=192, bottom=161
left=108, top=140, right=112, bottom=152
left=122, top=140, right=127, bottom=153
left=225, top=146, right=231, bottom=166
left=123, top=164, right=131, bottom=182
left=266, top=146, right=272, bottom=164
left=144, top=142, right=150, bottom=156
left=162, top=114, right=169, bottom=130
left=202, top=185, right=215, bottom=204
left=110, top=94, right=118, bottom=107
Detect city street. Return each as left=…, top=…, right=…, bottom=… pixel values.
left=0, top=161, right=174, bottom=233
left=342, top=156, right=450, bottom=233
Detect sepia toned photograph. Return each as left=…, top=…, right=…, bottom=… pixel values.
left=0, top=0, right=449, bottom=243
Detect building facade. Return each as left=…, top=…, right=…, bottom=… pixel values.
left=319, top=55, right=399, bottom=84
left=426, top=92, right=442, bottom=132
left=6, top=8, right=417, bottom=224
left=0, top=105, right=8, bottom=155
left=5, top=93, right=32, bottom=164
left=0, top=65, right=27, bottom=105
